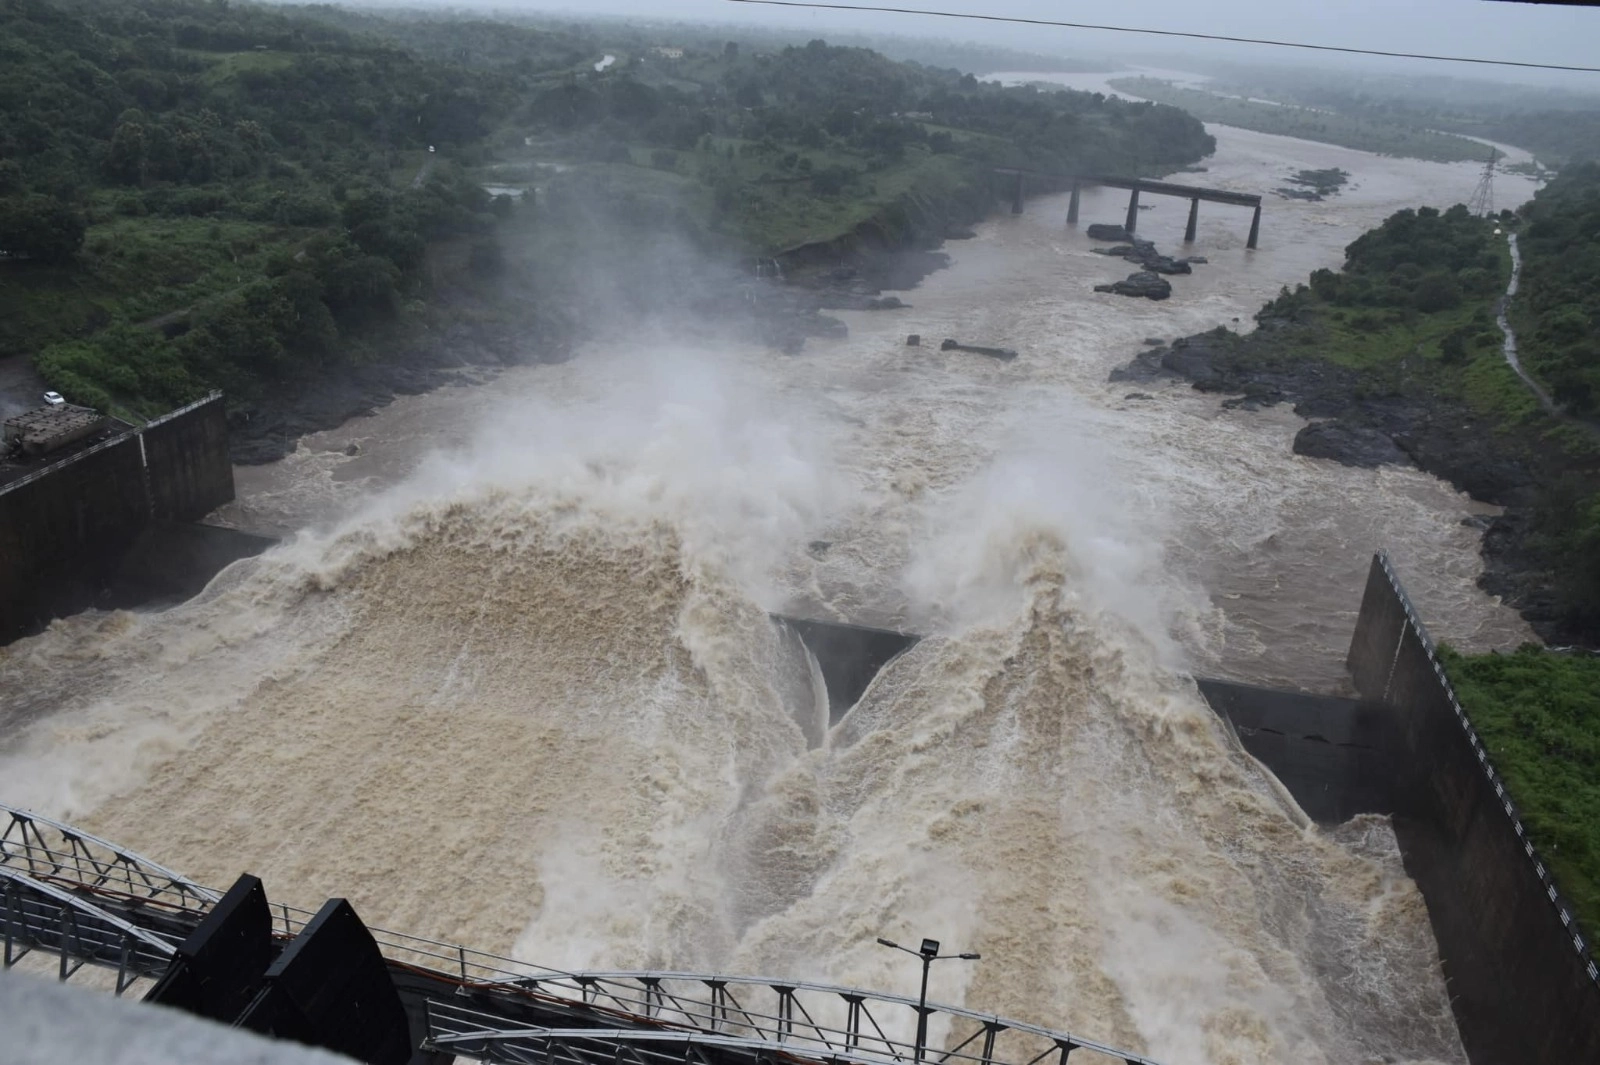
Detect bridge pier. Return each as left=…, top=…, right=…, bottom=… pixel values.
left=1066, top=182, right=1080, bottom=226
left=1124, top=187, right=1140, bottom=234
left=1185, top=197, right=1199, bottom=243
left=1010, top=171, right=1024, bottom=215
left=1247, top=204, right=1261, bottom=249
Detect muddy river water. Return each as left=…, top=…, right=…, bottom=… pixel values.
left=0, top=73, right=1544, bottom=1065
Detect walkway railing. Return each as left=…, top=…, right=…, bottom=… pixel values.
left=0, top=800, right=1160, bottom=1065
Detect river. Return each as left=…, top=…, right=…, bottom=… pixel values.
left=0, top=76, right=1545, bottom=1065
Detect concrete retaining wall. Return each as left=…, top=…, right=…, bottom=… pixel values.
left=1348, top=552, right=1600, bottom=1065
left=0, top=435, right=148, bottom=636
left=1195, top=679, right=1397, bottom=824
left=141, top=394, right=234, bottom=523
left=0, top=393, right=234, bottom=642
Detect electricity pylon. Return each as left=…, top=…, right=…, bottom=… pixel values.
left=1468, top=150, right=1498, bottom=218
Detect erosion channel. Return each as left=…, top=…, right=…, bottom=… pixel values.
left=0, top=77, right=1547, bottom=1065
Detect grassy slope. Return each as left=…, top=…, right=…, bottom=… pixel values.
left=1439, top=644, right=1600, bottom=933
left=1107, top=76, right=1489, bottom=164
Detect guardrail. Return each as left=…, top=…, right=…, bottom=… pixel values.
left=1372, top=551, right=1598, bottom=989
left=0, top=799, right=1162, bottom=1065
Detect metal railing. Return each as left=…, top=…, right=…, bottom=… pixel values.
left=1375, top=551, right=1598, bottom=988
left=0, top=865, right=178, bottom=992
left=0, top=804, right=220, bottom=912
left=0, top=800, right=1161, bottom=1065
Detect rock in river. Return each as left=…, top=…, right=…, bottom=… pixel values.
left=1094, top=271, right=1172, bottom=300
left=1085, top=223, right=1131, bottom=241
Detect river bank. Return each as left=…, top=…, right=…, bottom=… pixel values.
left=1113, top=317, right=1581, bottom=644
left=226, top=188, right=981, bottom=464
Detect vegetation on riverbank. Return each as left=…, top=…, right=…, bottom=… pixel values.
left=1184, top=64, right=1600, bottom=168
left=1105, top=77, right=1488, bottom=163
left=0, top=0, right=1213, bottom=421
left=1156, top=166, right=1600, bottom=638
left=1438, top=643, right=1600, bottom=933
left=1513, top=164, right=1600, bottom=415
left=1261, top=202, right=1520, bottom=410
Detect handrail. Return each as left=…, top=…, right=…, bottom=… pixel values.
left=1375, top=551, right=1598, bottom=988
left=0, top=800, right=1164, bottom=1064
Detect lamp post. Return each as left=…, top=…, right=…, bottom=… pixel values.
left=876, top=937, right=980, bottom=1065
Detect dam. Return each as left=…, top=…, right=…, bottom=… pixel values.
left=0, top=96, right=1557, bottom=1065
left=3, top=556, right=1593, bottom=1063
left=0, top=393, right=273, bottom=645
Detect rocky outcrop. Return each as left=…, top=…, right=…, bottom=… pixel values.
left=1110, top=320, right=1586, bottom=642
left=1093, top=238, right=1195, bottom=275
left=1094, top=271, right=1172, bottom=300
left=1294, top=421, right=1412, bottom=468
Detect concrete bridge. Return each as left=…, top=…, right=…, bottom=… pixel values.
left=993, top=168, right=1263, bottom=249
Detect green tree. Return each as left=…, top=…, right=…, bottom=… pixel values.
left=0, top=196, right=86, bottom=263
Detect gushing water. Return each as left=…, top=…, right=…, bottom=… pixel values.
left=0, top=101, right=1537, bottom=1063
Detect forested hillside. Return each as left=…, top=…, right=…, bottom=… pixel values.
left=1515, top=164, right=1600, bottom=413
left=1190, top=65, right=1600, bottom=167
left=0, top=0, right=1213, bottom=422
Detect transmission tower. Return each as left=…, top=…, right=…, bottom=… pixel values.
left=1468, top=150, right=1498, bottom=218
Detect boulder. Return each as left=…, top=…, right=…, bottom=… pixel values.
left=1293, top=421, right=1412, bottom=468
left=1092, top=238, right=1194, bottom=275
left=1094, top=271, right=1172, bottom=300
left=1086, top=223, right=1131, bottom=241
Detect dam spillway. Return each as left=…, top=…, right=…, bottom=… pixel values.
left=0, top=117, right=1558, bottom=1065
left=775, top=561, right=1600, bottom=1064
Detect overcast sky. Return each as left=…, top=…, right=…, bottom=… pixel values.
left=452, top=0, right=1600, bottom=87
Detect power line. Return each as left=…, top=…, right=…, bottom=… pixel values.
left=724, top=0, right=1600, bottom=74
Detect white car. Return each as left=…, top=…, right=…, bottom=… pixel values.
left=42, top=391, right=64, bottom=407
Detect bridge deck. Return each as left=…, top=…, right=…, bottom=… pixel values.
left=991, top=168, right=1260, bottom=207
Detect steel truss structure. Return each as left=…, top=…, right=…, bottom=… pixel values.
left=0, top=802, right=1163, bottom=1065
left=1, top=804, right=219, bottom=993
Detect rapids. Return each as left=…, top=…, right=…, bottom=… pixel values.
left=0, top=76, right=1544, bottom=1063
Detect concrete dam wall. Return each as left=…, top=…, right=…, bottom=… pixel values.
left=0, top=393, right=244, bottom=643
left=1344, top=553, right=1600, bottom=1065
left=791, top=561, right=1600, bottom=1062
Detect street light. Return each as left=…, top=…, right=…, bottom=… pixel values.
left=876, top=937, right=981, bottom=1065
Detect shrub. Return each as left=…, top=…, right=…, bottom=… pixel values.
left=1413, top=272, right=1463, bottom=313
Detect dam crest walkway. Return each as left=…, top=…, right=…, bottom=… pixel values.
left=1, top=802, right=1162, bottom=1065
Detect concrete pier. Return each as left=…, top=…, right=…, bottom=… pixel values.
left=1185, top=197, right=1200, bottom=243
left=1123, top=188, right=1140, bottom=234
left=1066, top=183, right=1080, bottom=225
left=1247, top=204, right=1261, bottom=249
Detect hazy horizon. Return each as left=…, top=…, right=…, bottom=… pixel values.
left=321, top=0, right=1600, bottom=91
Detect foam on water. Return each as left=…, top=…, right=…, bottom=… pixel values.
left=0, top=106, right=1535, bottom=1064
